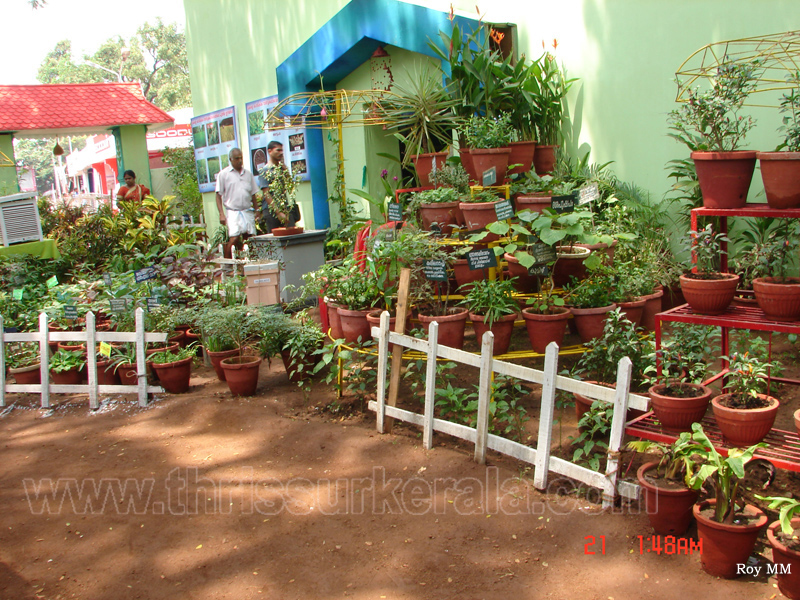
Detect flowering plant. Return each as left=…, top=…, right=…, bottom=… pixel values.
left=260, top=163, right=300, bottom=223
left=722, top=351, right=772, bottom=408
left=668, top=59, right=761, bottom=152
left=683, top=224, right=728, bottom=276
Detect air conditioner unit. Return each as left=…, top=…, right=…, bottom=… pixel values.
left=0, top=192, right=42, bottom=246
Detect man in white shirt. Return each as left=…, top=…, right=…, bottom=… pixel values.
left=215, top=147, right=261, bottom=258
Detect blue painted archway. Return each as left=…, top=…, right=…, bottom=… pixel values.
left=275, top=0, right=480, bottom=228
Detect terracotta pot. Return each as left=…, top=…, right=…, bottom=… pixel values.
left=116, top=363, right=138, bottom=386
left=514, top=193, right=551, bottom=216
left=617, top=297, right=646, bottom=327
left=418, top=201, right=463, bottom=235
left=410, top=151, right=448, bottom=187
left=417, top=307, right=469, bottom=350
left=280, top=349, right=319, bottom=383
left=575, top=239, right=617, bottom=265
left=51, top=367, right=82, bottom=385
left=569, top=304, right=616, bottom=344
left=768, top=518, right=800, bottom=599
left=453, top=258, right=489, bottom=293
left=185, top=330, right=203, bottom=356
left=648, top=382, right=712, bottom=431
left=96, top=358, right=120, bottom=386
left=693, top=500, right=767, bottom=579
left=10, top=363, right=41, bottom=384
left=753, top=276, right=800, bottom=321
left=468, top=311, right=518, bottom=355
left=574, top=381, right=615, bottom=422
left=691, top=150, right=757, bottom=209
left=711, top=393, right=779, bottom=446
left=151, top=356, right=193, bottom=394
left=470, top=147, right=512, bottom=184
left=146, top=342, right=180, bottom=356
left=637, top=462, right=699, bottom=536
left=661, top=284, right=685, bottom=312
left=640, top=287, right=665, bottom=332
left=508, top=140, right=536, bottom=175
left=206, top=347, right=241, bottom=381
left=459, top=148, right=477, bottom=182
left=337, top=306, right=374, bottom=345
left=504, top=252, right=541, bottom=294
left=521, top=307, right=570, bottom=354
left=169, top=331, right=187, bottom=348
left=680, top=273, right=739, bottom=315
left=458, top=201, right=501, bottom=242
left=758, top=151, right=800, bottom=209
left=57, top=342, right=86, bottom=353
left=533, top=144, right=559, bottom=175
left=552, top=246, right=591, bottom=288
left=220, top=355, right=262, bottom=396
left=325, top=299, right=344, bottom=340
left=272, top=226, right=304, bottom=236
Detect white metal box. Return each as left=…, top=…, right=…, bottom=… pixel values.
left=0, top=192, right=42, bottom=246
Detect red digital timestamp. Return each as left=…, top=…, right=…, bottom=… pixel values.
left=583, top=535, right=703, bottom=555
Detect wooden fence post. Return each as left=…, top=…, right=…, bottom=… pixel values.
left=375, top=310, right=391, bottom=434
left=39, top=312, right=50, bottom=409
left=86, top=312, right=98, bottom=409
left=603, top=356, right=633, bottom=508
left=422, top=320, right=439, bottom=450
left=534, top=342, right=560, bottom=490
left=474, top=331, right=494, bottom=465
left=384, top=268, right=411, bottom=433
left=0, top=315, right=5, bottom=408
left=135, top=308, right=148, bottom=407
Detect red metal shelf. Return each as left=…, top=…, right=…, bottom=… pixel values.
left=656, top=303, right=800, bottom=335
left=692, top=204, right=800, bottom=219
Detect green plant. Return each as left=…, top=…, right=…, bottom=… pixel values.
left=149, top=344, right=198, bottom=364
left=570, top=400, right=613, bottom=472
left=282, top=315, right=325, bottom=385
left=685, top=422, right=765, bottom=524
left=778, top=71, right=800, bottom=152
left=162, top=145, right=203, bottom=219
left=490, top=376, right=530, bottom=442
left=406, top=187, right=462, bottom=225
left=6, top=342, right=41, bottom=370
left=684, top=224, right=729, bottom=276
left=428, top=162, right=470, bottom=193
left=459, top=278, right=517, bottom=327
left=755, top=495, right=800, bottom=535
left=669, top=59, right=761, bottom=152
left=49, top=349, right=85, bottom=373
left=261, top=163, right=301, bottom=224
left=721, top=351, right=773, bottom=408
left=109, top=343, right=138, bottom=370
left=627, top=432, right=697, bottom=482
left=194, top=305, right=267, bottom=357
left=563, top=271, right=615, bottom=309
left=643, top=323, right=718, bottom=389
left=462, top=113, right=514, bottom=148
left=531, top=51, right=576, bottom=146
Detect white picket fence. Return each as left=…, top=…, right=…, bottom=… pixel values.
left=0, top=308, right=167, bottom=409
left=369, top=312, right=650, bottom=507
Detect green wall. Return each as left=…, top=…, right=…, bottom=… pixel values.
left=184, top=0, right=800, bottom=222
left=115, top=125, right=152, bottom=190
left=0, top=135, right=19, bottom=195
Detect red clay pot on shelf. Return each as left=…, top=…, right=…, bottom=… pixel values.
left=453, top=258, right=489, bottom=293
left=752, top=276, right=800, bottom=321
left=693, top=500, right=767, bottom=579
left=680, top=273, right=739, bottom=315
left=533, top=144, right=559, bottom=175
left=468, top=311, right=518, bottom=355
left=552, top=246, right=591, bottom=288
left=514, top=193, right=551, bottom=216
left=648, top=382, right=712, bottom=431
left=569, top=304, right=616, bottom=344
left=711, top=393, right=779, bottom=446
left=617, top=297, right=646, bottom=327
left=691, top=150, right=757, bottom=209
left=411, top=151, right=448, bottom=187
left=758, top=151, right=800, bottom=209
left=504, top=252, right=542, bottom=294
left=637, top=462, right=699, bottom=536
left=640, top=287, right=665, bottom=331
left=458, top=201, right=501, bottom=242
left=417, top=307, right=469, bottom=350
left=470, top=147, right=512, bottom=183
left=507, top=140, right=536, bottom=175
left=418, top=201, right=463, bottom=235
left=521, top=307, right=571, bottom=354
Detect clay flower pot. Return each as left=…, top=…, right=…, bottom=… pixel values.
left=205, top=347, right=241, bottom=381
left=96, top=358, right=120, bottom=386
left=336, top=307, right=374, bottom=346
left=454, top=257, right=490, bottom=293
left=757, top=151, right=800, bottom=209
left=617, top=297, right=647, bottom=327
left=552, top=246, right=591, bottom=288
left=570, top=303, right=616, bottom=344
left=533, top=144, right=559, bottom=175
left=458, top=201, right=501, bottom=242
left=272, top=226, right=304, bottom=236
left=9, top=363, right=41, bottom=384
left=514, top=193, right=551, bottom=216
left=637, top=462, right=699, bottom=536
left=507, top=140, right=536, bottom=175
left=693, top=499, right=767, bottom=579
left=504, top=252, right=542, bottom=294
left=325, top=299, right=344, bottom=340
left=220, top=355, right=262, bottom=396
left=116, top=363, right=138, bottom=386
left=691, top=150, right=757, bottom=209
left=470, top=147, right=512, bottom=183
left=648, top=382, right=712, bottom=431
left=521, top=307, right=571, bottom=354
left=51, top=367, right=82, bottom=385
left=411, top=151, right=448, bottom=187
left=711, top=393, right=779, bottom=446
left=767, top=518, right=800, bottom=599
left=417, top=307, right=469, bottom=350
left=418, top=201, right=463, bottom=235
left=680, top=273, right=739, bottom=315
left=752, top=276, right=800, bottom=321
left=151, top=356, right=193, bottom=394
left=468, top=311, right=518, bottom=355
left=639, top=287, right=665, bottom=332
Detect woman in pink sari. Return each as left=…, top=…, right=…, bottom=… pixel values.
left=116, top=170, right=150, bottom=204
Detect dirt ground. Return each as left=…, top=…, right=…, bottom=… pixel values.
left=1, top=326, right=798, bottom=600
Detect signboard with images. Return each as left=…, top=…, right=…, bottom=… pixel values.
left=191, top=106, right=239, bottom=193
left=245, top=95, right=310, bottom=182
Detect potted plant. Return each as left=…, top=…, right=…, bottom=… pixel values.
left=712, top=351, right=779, bottom=446
left=458, top=188, right=507, bottom=243
left=215, top=306, right=271, bottom=396
left=754, top=495, right=800, bottom=599
left=6, top=341, right=42, bottom=384
left=407, top=187, right=464, bottom=235
left=521, top=271, right=571, bottom=354
left=109, top=343, right=139, bottom=385
left=149, top=345, right=197, bottom=394
left=460, top=114, right=514, bottom=183
left=562, top=271, right=617, bottom=344
left=377, top=63, right=462, bottom=186
left=194, top=306, right=242, bottom=381
left=685, top=423, right=768, bottom=579
left=679, top=224, right=740, bottom=315
left=530, top=51, right=575, bottom=175
left=260, top=160, right=302, bottom=235
left=281, top=316, right=325, bottom=384
left=627, top=434, right=700, bottom=535
left=49, top=349, right=85, bottom=385
left=752, top=220, right=800, bottom=321
left=668, top=60, right=761, bottom=208
left=511, top=172, right=554, bottom=215
left=459, top=278, right=519, bottom=356
left=334, top=258, right=384, bottom=346
left=757, top=71, right=800, bottom=209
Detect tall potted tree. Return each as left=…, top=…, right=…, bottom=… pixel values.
left=668, top=60, right=762, bottom=208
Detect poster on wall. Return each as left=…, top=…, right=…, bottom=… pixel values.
left=190, top=106, right=239, bottom=193
left=245, top=95, right=310, bottom=182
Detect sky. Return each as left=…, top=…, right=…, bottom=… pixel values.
left=0, top=0, right=187, bottom=85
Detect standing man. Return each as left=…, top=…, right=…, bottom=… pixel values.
left=259, top=140, right=301, bottom=232
left=215, top=147, right=260, bottom=258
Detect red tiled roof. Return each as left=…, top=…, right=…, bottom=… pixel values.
left=0, top=83, right=174, bottom=136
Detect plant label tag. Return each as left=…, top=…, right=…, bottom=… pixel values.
left=3, top=326, right=18, bottom=333
left=146, top=297, right=160, bottom=311
left=551, top=195, right=575, bottom=213
left=12, top=289, right=23, bottom=301
left=103, top=273, right=112, bottom=288
left=99, top=342, right=112, bottom=357
left=532, top=243, right=558, bottom=264
left=528, top=264, right=550, bottom=276
left=387, top=203, right=403, bottom=222
left=578, top=183, right=600, bottom=205
left=430, top=222, right=442, bottom=235
left=494, top=200, right=514, bottom=220
left=466, top=248, right=497, bottom=270
left=134, top=266, right=158, bottom=283
left=482, top=167, right=497, bottom=186
left=46, top=275, right=58, bottom=288
left=109, top=298, right=127, bottom=313
left=423, top=259, right=448, bottom=282
left=64, top=305, right=79, bottom=320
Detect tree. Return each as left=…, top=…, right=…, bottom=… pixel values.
left=162, top=145, right=203, bottom=219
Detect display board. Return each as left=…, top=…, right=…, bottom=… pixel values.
left=246, top=95, right=310, bottom=182
left=191, top=106, right=239, bottom=193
